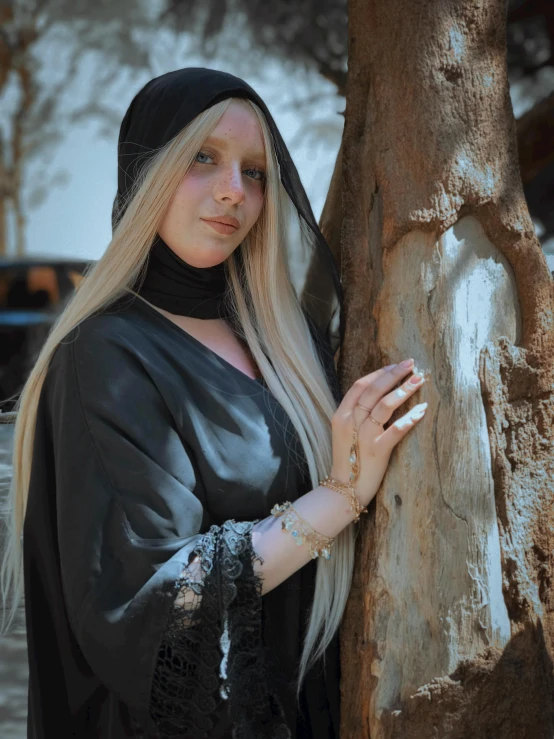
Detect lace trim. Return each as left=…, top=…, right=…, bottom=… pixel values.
left=149, top=519, right=292, bottom=739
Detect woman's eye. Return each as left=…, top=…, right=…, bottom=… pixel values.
left=195, top=151, right=213, bottom=164
left=195, top=151, right=266, bottom=183
left=244, top=167, right=266, bottom=183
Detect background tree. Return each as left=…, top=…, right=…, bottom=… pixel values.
left=0, top=0, right=166, bottom=255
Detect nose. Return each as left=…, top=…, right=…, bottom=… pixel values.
left=214, top=163, right=245, bottom=204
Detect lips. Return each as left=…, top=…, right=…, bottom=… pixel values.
left=201, top=219, right=238, bottom=235
left=201, top=215, right=240, bottom=229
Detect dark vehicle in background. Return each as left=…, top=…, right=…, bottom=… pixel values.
left=0, top=256, right=92, bottom=416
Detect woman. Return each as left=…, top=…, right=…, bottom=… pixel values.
left=1, top=68, right=427, bottom=738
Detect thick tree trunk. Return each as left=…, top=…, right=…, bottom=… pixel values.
left=333, top=1, right=554, bottom=737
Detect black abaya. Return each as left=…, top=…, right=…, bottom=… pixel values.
left=23, top=294, right=342, bottom=738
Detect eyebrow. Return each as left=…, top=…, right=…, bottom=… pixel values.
left=204, top=135, right=266, bottom=165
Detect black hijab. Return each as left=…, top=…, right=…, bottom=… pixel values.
left=112, top=67, right=343, bottom=353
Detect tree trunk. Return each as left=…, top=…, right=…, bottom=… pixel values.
left=332, top=1, right=554, bottom=737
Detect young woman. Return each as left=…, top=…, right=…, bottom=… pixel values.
left=1, top=67, right=427, bottom=738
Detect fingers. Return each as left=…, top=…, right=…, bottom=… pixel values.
left=368, top=368, right=426, bottom=421
left=340, top=359, right=416, bottom=416
left=379, top=401, right=428, bottom=450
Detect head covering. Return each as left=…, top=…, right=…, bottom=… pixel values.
left=112, top=67, right=343, bottom=353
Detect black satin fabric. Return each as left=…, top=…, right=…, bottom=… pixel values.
left=23, top=294, right=342, bottom=738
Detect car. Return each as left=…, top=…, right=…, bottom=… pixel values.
left=0, top=255, right=92, bottom=415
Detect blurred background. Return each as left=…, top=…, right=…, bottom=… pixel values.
left=0, top=0, right=553, bottom=735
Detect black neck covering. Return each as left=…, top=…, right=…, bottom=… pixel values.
left=112, top=67, right=343, bottom=351
left=136, top=234, right=233, bottom=320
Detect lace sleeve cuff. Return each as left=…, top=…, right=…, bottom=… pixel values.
left=148, top=519, right=292, bottom=739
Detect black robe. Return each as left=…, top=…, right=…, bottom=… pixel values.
left=23, top=294, right=342, bottom=738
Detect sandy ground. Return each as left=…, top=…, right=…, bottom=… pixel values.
left=0, top=423, right=28, bottom=739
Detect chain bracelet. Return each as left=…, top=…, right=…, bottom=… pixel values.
left=319, top=424, right=368, bottom=524
left=270, top=502, right=335, bottom=560
left=319, top=477, right=368, bottom=523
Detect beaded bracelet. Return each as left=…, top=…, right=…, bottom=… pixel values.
left=270, top=502, right=335, bottom=560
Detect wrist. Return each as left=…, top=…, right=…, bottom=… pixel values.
left=320, top=475, right=368, bottom=523
left=329, top=467, right=350, bottom=487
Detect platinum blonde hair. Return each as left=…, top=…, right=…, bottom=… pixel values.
left=1, top=97, right=356, bottom=701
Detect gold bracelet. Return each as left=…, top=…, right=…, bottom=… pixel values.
left=270, top=502, right=335, bottom=560
left=319, top=476, right=368, bottom=523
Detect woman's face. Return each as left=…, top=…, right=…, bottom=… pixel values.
left=159, top=101, right=267, bottom=268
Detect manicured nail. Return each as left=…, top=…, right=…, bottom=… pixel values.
left=400, top=358, right=414, bottom=368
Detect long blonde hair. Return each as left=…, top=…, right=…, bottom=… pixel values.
left=0, top=96, right=355, bottom=700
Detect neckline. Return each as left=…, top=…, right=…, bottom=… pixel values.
left=131, top=295, right=266, bottom=388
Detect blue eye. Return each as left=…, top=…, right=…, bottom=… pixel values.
left=195, top=151, right=266, bottom=183
left=195, top=151, right=212, bottom=164
left=244, top=167, right=266, bottom=182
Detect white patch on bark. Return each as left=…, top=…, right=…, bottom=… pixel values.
left=370, top=215, right=519, bottom=719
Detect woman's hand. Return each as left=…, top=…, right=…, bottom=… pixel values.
left=330, top=358, right=427, bottom=507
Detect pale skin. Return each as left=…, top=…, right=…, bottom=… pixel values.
left=149, top=100, right=266, bottom=379
left=147, top=100, right=429, bottom=598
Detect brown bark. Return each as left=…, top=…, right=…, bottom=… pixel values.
left=334, top=0, right=554, bottom=737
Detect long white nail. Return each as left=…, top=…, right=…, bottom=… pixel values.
left=411, top=402, right=428, bottom=417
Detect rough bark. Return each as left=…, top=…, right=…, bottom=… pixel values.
left=335, top=1, right=554, bottom=737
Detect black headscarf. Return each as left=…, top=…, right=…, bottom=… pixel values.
left=112, top=67, right=342, bottom=353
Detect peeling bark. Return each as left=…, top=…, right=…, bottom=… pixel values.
left=336, top=1, right=554, bottom=737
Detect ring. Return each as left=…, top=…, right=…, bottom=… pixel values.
left=368, top=415, right=384, bottom=428
left=356, top=402, right=385, bottom=428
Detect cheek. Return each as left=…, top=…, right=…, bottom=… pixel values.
left=164, top=178, right=204, bottom=227
left=246, top=189, right=265, bottom=226
left=174, top=173, right=207, bottom=202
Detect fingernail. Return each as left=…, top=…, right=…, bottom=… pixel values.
left=400, top=358, right=414, bottom=368
left=412, top=402, right=428, bottom=414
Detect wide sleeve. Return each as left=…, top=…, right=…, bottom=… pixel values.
left=42, top=320, right=291, bottom=739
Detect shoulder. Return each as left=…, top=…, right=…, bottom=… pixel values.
left=44, top=299, right=171, bottom=424
left=46, top=297, right=158, bottom=396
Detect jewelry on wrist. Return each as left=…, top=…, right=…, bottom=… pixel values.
left=319, top=476, right=368, bottom=523
left=318, top=423, right=369, bottom=524
left=270, top=501, right=335, bottom=560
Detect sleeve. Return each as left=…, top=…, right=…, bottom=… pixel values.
left=44, top=320, right=292, bottom=739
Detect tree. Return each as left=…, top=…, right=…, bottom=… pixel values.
left=325, top=0, right=554, bottom=736
left=0, top=0, right=164, bottom=255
